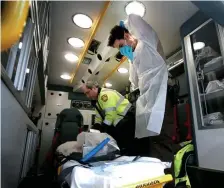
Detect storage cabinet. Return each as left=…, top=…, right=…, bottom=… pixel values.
left=181, top=12, right=224, bottom=171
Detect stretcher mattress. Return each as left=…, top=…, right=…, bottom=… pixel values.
left=59, top=156, right=172, bottom=188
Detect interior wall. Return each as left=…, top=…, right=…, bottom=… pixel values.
left=1, top=81, right=38, bottom=188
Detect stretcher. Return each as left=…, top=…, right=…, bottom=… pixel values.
left=57, top=156, right=173, bottom=188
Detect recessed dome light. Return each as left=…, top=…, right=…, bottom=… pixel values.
left=19, top=42, right=23, bottom=49
left=68, top=37, right=84, bottom=48
left=64, top=53, right=78, bottom=62
left=105, top=82, right=112, bottom=87
left=118, top=67, right=128, bottom=74
left=60, top=74, right=71, bottom=80
left=73, top=14, right=93, bottom=29
left=193, top=42, right=205, bottom=51
left=125, top=1, right=146, bottom=18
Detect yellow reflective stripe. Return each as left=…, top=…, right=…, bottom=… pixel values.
left=95, top=115, right=102, bottom=124
left=103, top=119, right=112, bottom=126
left=120, top=103, right=131, bottom=116
left=95, top=119, right=102, bottom=124
left=116, top=96, right=125, bottom=108
left=95, top=117, right=102, bottom=121
left=104, top=107, right=116, bottom=112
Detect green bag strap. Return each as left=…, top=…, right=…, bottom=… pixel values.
left=174, top=143, right=194, bottom=179
left=179, top=140, right=192, bottom=147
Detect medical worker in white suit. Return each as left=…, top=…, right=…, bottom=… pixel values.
left=108, top=14, right=180, bottom=160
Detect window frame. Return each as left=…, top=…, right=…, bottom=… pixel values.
left=13, top=18, right=35, bottom=91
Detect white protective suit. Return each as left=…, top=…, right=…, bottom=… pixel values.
left=125, top=14, right=168, bottom=138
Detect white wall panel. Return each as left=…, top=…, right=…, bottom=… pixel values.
left=79, top=110, right=96, bottom=128
left=46, top=90, right=70, bottom=107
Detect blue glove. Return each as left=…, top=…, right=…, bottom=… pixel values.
left=119, top=20, right=125, bottom=28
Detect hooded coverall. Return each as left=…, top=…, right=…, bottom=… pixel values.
left=123, top=14, right=181, bottom=161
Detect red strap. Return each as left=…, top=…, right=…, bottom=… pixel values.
left=184, top=103, right=192, bottom=140
left=172, top=105, right=179, bottom=143
left=46, top=132, right=60, bottom=162
left=52, top=132, right=59, bottom=145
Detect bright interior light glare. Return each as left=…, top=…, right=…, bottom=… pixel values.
left=118, top=67, right=128, bottom=74
left=125, top=1, right=146, bottom=17
left=193, top=42, right=205, bottom=51
left=26, top=68, right=30, bottom=74
left=68, top=37, right=84, bottom=48
left=73, top=14, right=93, bottom=29
left=105, top=82, right=112, bottom=87
left=64, top=53, right=79, bottom=62
left=19, top=42, right=23, bottom=49
left=60, top=74, right=71, bottom=80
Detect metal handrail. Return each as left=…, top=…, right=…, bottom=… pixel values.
left=1, top=1, right=30, bottom=51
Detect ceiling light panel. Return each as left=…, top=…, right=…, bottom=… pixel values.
left=73, top=14, right=93, bottom=29
left=105, top=82, right=112, bottom=87
left=19, top=42, right=23, bottom=49
left=64, top=53, right=79, bottom=62
left=125, top=1, right=146, bottom=18
left=193, top=42, right=205, bottom=51
left=68, top=37, right=84, bottom=48
left=118, top=67, right=128, bottom=74
left=60, top=74, right=71, bottom=80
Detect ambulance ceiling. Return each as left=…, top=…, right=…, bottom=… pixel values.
left=47, top=1, right=198, bottom=93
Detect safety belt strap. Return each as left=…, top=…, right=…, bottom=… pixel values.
left=58, top=164, right=90, bottom=185
left=95, top=102, right=105, bottom=120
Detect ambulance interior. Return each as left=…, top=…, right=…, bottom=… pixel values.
left=1, top=1, right=224, bottom=188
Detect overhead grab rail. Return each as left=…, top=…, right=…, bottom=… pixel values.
left=103, top=56, right=127, bottom=85
left=1, top=1, right=30, bottom=51
left=70, top=1, right=111, bottom=84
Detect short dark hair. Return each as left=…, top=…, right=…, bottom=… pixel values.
left=86, top=80, right=99, bottom=89
left=108, top=25, right=129, bottom=47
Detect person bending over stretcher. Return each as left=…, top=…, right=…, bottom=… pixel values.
left=81, top=81, right=136, bottom=155
left=107, top=14, right=180, bottom=161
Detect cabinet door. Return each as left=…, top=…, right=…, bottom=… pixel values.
left=183, top=19, right=224, bottom=171
left=184, top=20, right=224, bottom=129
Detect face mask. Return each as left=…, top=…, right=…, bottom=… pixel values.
left=120, top=45, right=134, bottom=62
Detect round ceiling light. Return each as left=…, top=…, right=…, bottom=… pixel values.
left=73, top=14, right=93, bottom=29
left=19, top=42, right=23, bottom=49
left=193, top=42, right=205, bottom=51
left=68, top=37, right=84, bottom=48
left=105, top=82, right=112, bottom=87
left=60, top=74, right=71, bottom=80
left=118, top=67, right=128, bottom=74
left=125, top=1, right=146, bottom=17
left=64, top=53, right=79, bottom=62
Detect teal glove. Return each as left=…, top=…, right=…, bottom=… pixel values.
left=119, top=20, right=125, bottom=28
